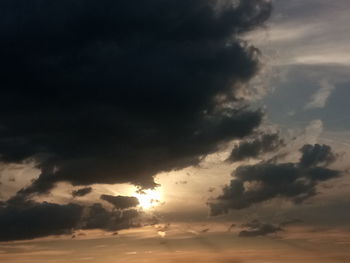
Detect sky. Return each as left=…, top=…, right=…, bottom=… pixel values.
left=0, top=0, right=350, bottom=262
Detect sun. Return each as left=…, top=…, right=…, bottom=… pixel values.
left=133, top=189, right=162, bottom=210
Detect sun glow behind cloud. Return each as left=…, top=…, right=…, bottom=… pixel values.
left=133, top=189, right=162, bottom=210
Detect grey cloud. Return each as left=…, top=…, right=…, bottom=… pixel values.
left=100, top=195, right=139, bottom=210
left=304, top=80, right=336, bottom=110
left=238, top=220, right=282, bottom=237
left=0, top=197, right=141, bottom=242
left=72, top=187, right=93, bottom=197
left=0, top=200, right=83, bottom=242
left=0, top=0, right=271, bottom=198
left=299, top=144, right=337, bottom=168
left=210, top=144, right=342, bottom=215
left=82, top=203, right=140, bottom=231
left=228, top=133, right=284, bottom=162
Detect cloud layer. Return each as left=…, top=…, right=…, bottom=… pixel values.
left=239, top=220, right=282, bottom=237
left=100, top=195, right=139, bottom=209
left=0, top=195, right=141, bottom=242
left=228, top=133, right=284, bottom=162
left=210, top=144, right=342, bottom=215
left=72, top=187, right=93, bottom=198
left=0, top=0, right=271, bottom=197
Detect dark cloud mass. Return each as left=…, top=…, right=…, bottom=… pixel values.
left=228, top=133, right=284, bottom=162
left=210, top=144, right=342, bottom=215
left=0, top=200, right=83, bottom=241
left=0, top=198, right=141, bottom=242
left=299, top=144, right=337, bottom=168
left=82, top=203, right=140, bottom=231
left=238, top=220, right=282, bottom=237
left=100, top=194, right=139, bottom=209
left=0, top=0, right=272, bottom=196
left=238, top=219, right=303, bottom=237
left=72, top=187, right=93, bottom=197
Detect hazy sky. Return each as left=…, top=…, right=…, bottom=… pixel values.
left=0, top=1, right=349, bottom=262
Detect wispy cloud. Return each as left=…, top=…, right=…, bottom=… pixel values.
left=247, top=0, right=350, bottom=66
left=304, top=80, right=336, bottom=109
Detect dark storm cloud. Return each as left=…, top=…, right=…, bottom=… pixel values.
left=238, top=219, right=303, bottom=237
left=82, top=203, right=140, bottom=231
left=0, top=198, right=141, bottom=242
left=72, top=187, right=93, bottom=197
left=0, top=200, right=83, bottom=242
left=299, top=144, right=337, bottom=168
left=210, top=144, right=342, bottom=215
left=238, top=220, right=282, bottom=237
left=228, top=133, right=284, bottom=162
left=100, top=195, right=139, bottom=209
left=0, top=0, right=271, bottom=197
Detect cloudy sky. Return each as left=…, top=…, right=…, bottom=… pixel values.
left=0, top=0, right=349, bottom=262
